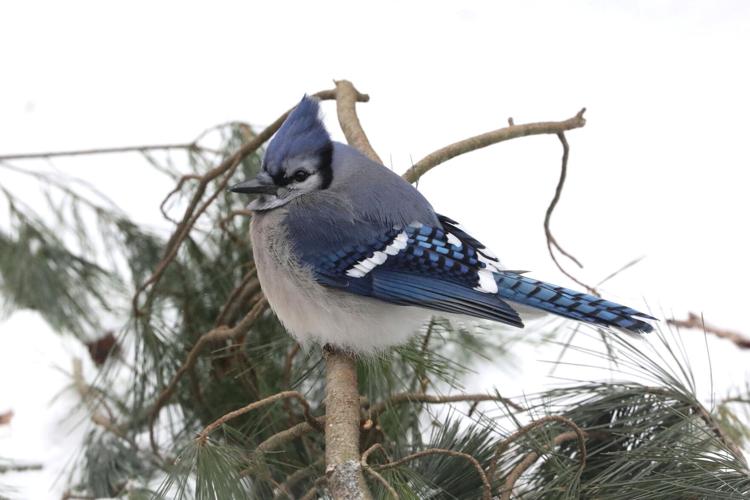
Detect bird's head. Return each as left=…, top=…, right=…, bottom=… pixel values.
left=230, top=96, right=333, bottom=211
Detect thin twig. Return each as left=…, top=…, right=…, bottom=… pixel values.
left=300, top=477, right=327, bottom=500
left=159, top=174, right=202, bottom=223
left=273, top=456, right=325, bottom=500
left=374, top=448, right=492, bottom=500
left=0, top=462, right=43, bottom=473
left=361, top=444, right=399, bottom=498
left=668, top=312, right=750, bottom=350
left=544, top=132, right=596, bottom=294
left=367, top=392, right=524, bottom=422
left=0, top=143, right=216, bottom=161
left=489, top=415, right=587, bottom=490
left=402, top=109, right=587, bottom=183
left=500, top=430, right=587, bottom=500
left=196, top=390, right=323, bottom=444
left=214, top=266, right=258, bottom=326
left=149, top=296, right=267, bottom=455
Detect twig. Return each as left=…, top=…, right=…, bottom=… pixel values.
left=489, top=415, right=587, bottom=493
left=668, top=312, right=750, bottom=349
left=0, top=462, right=43, bottom=473
left=334, top=80, right=382, bottom=164
left=402, top=109, right=587, bottom=183
left=132, top=87, right=368, bottom=317
left=499, top=430, right=587, bottom=500
left=214, top=266, right=258, bottom=326
left=159, top=174, right=202, bottom=223
left=149, top=296, right=267, bottom=455
left=273, top=456, right=325, bottom=500
left=374, top=448, right=491, bottom=500
left=196, top=390, right=323, bottom=444
left=361, top=444, right=399, bottom=499
left=367, top=392, right=524, bottom=422
left=0, top=143, right=216, bottom=161
left=544, top=132, right=596, bottom=294
left=300, top=477, right=328, bottom=500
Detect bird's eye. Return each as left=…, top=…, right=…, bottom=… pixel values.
left=292, top=170, right=310, bottom=182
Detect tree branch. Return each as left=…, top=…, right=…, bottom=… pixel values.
left=668, top=312, right=750, bottom=350
left=489, top=415, right=587, bottom=486
left=373, top=448, right=491, bottom=500
left=0, top=143, right=218, bottom=161
left=196, top=390, right=323, bottom=444
left=334, top=80, right=382, bottom=164
left=324, top=346, right=372, bottom=499
left=402, top=109, right=586, bottom=183
left=148, top=296, right=267, bottom=455
left=366, top=392, right=524, bottom=424
left=499, top=430, right=588, bottom=500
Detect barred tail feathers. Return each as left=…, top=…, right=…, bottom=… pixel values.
left=494, top=272, right=654, bottom=333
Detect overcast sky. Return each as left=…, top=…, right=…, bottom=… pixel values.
left=2, top=1, right=749, bottom=498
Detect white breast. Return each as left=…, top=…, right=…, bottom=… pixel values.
left=250, top=211, right=431, bottom=353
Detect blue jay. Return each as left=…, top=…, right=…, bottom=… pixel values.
left=230, top=96, right=654, bottom=353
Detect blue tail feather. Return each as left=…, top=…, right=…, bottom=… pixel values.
left=494, top=272, right=654, bottom=333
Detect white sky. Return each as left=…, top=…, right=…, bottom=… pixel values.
left=1, top=1, right=749, bottom=498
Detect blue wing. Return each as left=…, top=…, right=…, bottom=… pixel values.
left=291, top=210, right=654, bottom=333
left=292, top=213, right=523, bottom=327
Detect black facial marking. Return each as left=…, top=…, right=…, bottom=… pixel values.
left=318, top=142, right=333, bottom=189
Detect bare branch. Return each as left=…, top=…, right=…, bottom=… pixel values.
left=668, top=312, right=750, bottom=350
left=374, top=448, right=491, bottom=500
left=544, top=132, right=596, bottom=293
left=0, top=143, right=217, bottom=161
left=500, top=430, right=587, bottom=500
left=334, top=80, right=382, bottom=164
left=367, top=392, right=524, bottom=423
left=197, top=390, right=323, bottom=444
left=149, top=296, right=267, bottom=455
left=489, top=415, right=587, bottom=492
left=402, top=109, right=587, bottom=183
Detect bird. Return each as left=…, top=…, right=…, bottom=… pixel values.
left=230, top=96, right=654, bottom=353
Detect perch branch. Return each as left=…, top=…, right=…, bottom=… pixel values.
left=402, top=108, right=587, bottom=183
left=324, top=346, right=372, bottom=499
left=668, top=312, right=750, bottom=349
left=197, top=390, right=323, bottom=444
left=321, top=80, right=381, bottom=499
left=149, top=296, right=267, bottom=454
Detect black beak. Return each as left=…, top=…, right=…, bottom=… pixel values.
left=229, top=177, right=278, bottom=195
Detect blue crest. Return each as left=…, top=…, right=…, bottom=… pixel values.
left=264, top=96, right=331, bottom=175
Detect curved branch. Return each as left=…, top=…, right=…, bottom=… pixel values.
left=374, top=448, right=491, bottom=500
left=544, top=132, right=596, bottom=293
left=334, top=79, right=382, bottom=164
left=500, top=430, right=587, bottom=500
left=489, top=415, right=587, bottom=492
left=402, top=108, right=586, bottom=183
left=367, top=392, right=524, bottom=422
left=148, top=296, right=267, bottom=455
left=197, top=390, right=323, bottom=444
